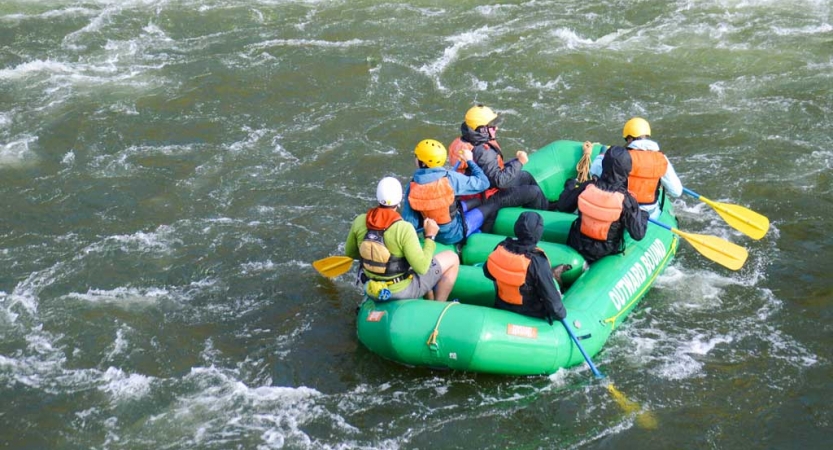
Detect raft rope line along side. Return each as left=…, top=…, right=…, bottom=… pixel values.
left=426, top=301, right=460, bottom=347
left=602, top=236, right=678, bottom=327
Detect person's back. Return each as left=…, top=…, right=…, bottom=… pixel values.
left=448, top=105, right=551, bottom=231
left=589, top=117, right=682, bottom=219
left=346, top=177, right=460, bottom=301
left=402, top=139, right=498, bottom=245
left=567, top=146, right=648, bottom=263
left=483, top=211, right=567, bottom=324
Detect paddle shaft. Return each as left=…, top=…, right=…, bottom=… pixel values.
left=682, top=187, right=701, bottom=199
left=561, top=320, right=604, bottom=379
left=648, top=217, right=674, bottom=233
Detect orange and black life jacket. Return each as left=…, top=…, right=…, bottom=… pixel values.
left=447, top=138, right=502, bottom=201
left=408, top=176, right=457, bottom=225
left=627, top=150, right=668, bottom=205
left=577, top=184, right=625, bottom=241
left=486, top=245, right=531, bottom=305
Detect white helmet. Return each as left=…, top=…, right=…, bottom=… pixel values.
left=376, top=176, right=402, bottom=206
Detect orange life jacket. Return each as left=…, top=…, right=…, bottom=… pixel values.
left=486, top=245, right=531, bottom=305
left=408, top=176, right=456, bottom=225
left=577, top=184, right=625, bottom=241
left=627, top=150, right=668, bottom=204
left=447, top=138, right=502, bottom=200
left=447, top=138, right=472, bottom=173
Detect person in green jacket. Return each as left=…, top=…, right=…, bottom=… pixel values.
left=345, top=177, right=460, bottom=301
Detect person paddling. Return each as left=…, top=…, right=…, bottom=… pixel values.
left=345, top=177, right=460, bottom=301
left=483, top=211, right=570, bottom=324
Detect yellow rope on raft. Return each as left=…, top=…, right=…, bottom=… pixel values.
left=575, top=141, right=596, bottom=183
left=426, top=302, right=459, bottom=347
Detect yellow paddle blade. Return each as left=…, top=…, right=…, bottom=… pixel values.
left=607, top=384, right=658, bottom=430
left=701, top=197, right=770, bottom=240
left=673, top=228, right=748, bottom=271
left=312, top=255, right=354, bottom=278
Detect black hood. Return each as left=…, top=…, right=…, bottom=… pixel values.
left=597, top=146, right=632, bottom=193
left=514, top=211, right=544, bottom=246
left=459, top=122, right=491, bottom=146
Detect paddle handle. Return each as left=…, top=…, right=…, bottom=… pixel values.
left=561, top=320, right=604, bottom=379
left=648, top=217, right=672, bottom=232
left=682, top=187, right=700, bottom=199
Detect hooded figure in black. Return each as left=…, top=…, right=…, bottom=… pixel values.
left=560, top=146, right=648, bottom=263
left=483, top=211, right=567, bottom=324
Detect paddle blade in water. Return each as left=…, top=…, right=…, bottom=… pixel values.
left=313, top=256, right=354, bottom=278
left=607, top=384, right=659, bottom=430
left=705, top=198, right=770, bottom=240
left=676, top=229, right=748, bottom=271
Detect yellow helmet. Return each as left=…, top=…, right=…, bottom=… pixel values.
left=414, top=139, right=447, bottom=168
left=464, top=104, right=501, bottom=130
left=622, top=117, right=651, bottom=139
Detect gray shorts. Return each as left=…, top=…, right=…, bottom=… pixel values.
left=390, top=258, right=443, bottom=300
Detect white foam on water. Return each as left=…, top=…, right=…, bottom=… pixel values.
left=791, top=149, right=833, bottom=193
left=135, top=366, right=341, bottom=449
left=99, top=366, right=153, bottom=401
left=246, top=38, right=366, bottom=52
left=240, top=259, right=277, bottom=274
left=0, top=6, right=97, bottom=22
left=548, top=27, right=627, bottom=50
left=684, top=332, right=734, bottom=355
left=85, top=225, right=182, bottom=255
left=103, top=325, right=131, bottom=362
left=771, top=22, right=833, bottom=36
left=568, top=420, right=633, bottom=449
left=418, top=26, right=493, bottom=91
left=273, top=318, right=312, bottom=360
left=0, top=135, right=39, bottom=168
left=661, top=268, right=745, bottom=312
left=61, top=150, right=76, bottom=166
left=0, top=59, right=76, bottom=79
left=88, top=143, right=198, bottom=178
left=65, top=286, right=171, bottom=305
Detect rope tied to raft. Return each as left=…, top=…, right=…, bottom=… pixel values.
left=575, top=141, right=595, bottom=183
left=426, top=301, right=459, bottom=348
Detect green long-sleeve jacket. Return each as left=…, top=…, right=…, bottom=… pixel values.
left=345, top=212, right=436, bottom=294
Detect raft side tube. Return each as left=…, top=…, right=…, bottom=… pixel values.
left=522, top=140, right=605, bottom=202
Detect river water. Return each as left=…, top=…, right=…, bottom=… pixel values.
left=1, top=1, right=830, bottom=449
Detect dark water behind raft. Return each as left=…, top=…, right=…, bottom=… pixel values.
left=1, top=1, right=831, bottom=449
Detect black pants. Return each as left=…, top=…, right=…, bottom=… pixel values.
left=480, top=184, right=549, bottom=232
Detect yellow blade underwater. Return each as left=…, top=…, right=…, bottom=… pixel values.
left=674, top=228, right=749, bottom=271
left=313, top=255, right=354, bottom=278
left=701, top=197, right=770, bottom=240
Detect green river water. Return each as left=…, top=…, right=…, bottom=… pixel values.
left=1, top=1, right=831, bottom=449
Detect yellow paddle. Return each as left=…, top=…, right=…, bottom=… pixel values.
left=607, top=384, right=658, bottom=429
left=649, top=218, right=748, bottom=271
left=312, top=255, right=354, bottom=278
left=683, top=187, right=769, bottom=240
left=562, top=320, right=658, bottom=429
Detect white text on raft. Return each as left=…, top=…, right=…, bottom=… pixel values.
left=609, top=239, right=667, bottom=311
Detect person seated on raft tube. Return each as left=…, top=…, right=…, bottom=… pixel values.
left=483, top=211, right=570, bottom=324
left=556, top=146, right=648, bottom=264
left=401, top=139, right=501, bottom=245
left=588, top=117, right=683, bottom=219
left=345, top=177, right=460, bottom=302
left=447, top=104, right=552, bottom=230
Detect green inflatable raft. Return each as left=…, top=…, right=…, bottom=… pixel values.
left=357, top=140, right=679, bottom=376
